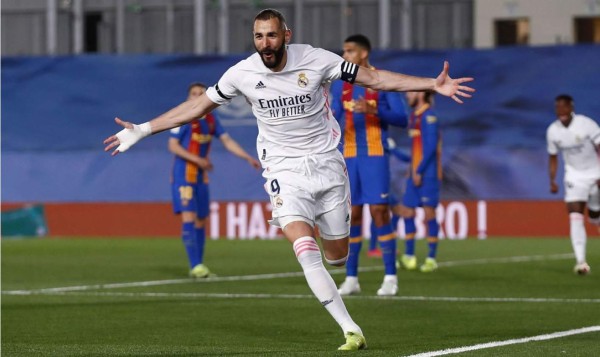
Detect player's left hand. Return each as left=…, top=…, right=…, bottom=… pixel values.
left=413, top=172, right=422, bottom=187
left=434, top=61, right=475, bottom=104
left=248, top=158, right=261, bottom=170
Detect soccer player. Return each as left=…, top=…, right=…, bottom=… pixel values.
left=398, top=91, right=442, bottom=273
left=547, top=94, right=600, bottom=275
left=330, top=34, right=408, bottom=296
left=104, top=9, right=474, bottom=350
left=169, top=83, right=260, bottom=278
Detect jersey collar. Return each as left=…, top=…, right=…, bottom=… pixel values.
left=415, top=103, right=430, bottom=116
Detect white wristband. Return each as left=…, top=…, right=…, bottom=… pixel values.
left=115, top=122, right=152, bottom=153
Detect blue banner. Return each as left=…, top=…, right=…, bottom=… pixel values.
left=3, top=45, right=600, bottom=202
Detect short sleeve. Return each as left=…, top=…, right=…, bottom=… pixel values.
left=212, top=112, right=226, bottom=138
left=546, top=126, right=558, bottom=155
left=170, top=125, right=186, bottom=140
left=312, top=48, right=358, bottom=84
left=206, top=66, right=241, bottom=105
left=585, top=117, right=600, bottom=145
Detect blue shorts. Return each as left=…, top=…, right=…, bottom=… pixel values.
left=402, top=176, right=440, bottom=208
left=171, top=180, right=210, bottom=218
left=345, top=155, right=390, bottom=206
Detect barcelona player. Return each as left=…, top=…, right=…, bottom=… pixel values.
left=330, top=34, right=408, bottom=296
left=170, top=83, right=260, bottom=278
left=399, top=90, right=441, bottom=273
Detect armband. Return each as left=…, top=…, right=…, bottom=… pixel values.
left=340, top=61, right=359, bottom=83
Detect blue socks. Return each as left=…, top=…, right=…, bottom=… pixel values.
left=404, top=217, right=416, bottom=255
left=369, top=222, right=378, bottom=251
left=427, top=219, right=439, bottom=258
left=182, top=222, right=200, bottom=268
left=195, top=227, right=206, bottom=264
left=376, top=224, right=397, bottom=275
left=346, top=225, right=362, bottom=277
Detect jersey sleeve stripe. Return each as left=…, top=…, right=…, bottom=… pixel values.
left=215, top=84, right=231, bottom=100
left=340, top=61, right=358, bottom=84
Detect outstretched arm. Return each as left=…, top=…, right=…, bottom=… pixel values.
left=103, top=93, right=220, bottom=156
left=354, top=61, right=474, bottom=104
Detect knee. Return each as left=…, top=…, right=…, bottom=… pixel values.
left=370, top=205, right=390, bottom=226
left=399, top=205, right=415, bottom=218
left=325, top=254, right=348, bottom=267
left=323, top=246, right=349, bottom=267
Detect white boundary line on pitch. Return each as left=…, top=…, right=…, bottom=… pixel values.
left=403, top=325, right=600, bottom=357
left=4, top=290, right=599, bottom=304
left=2, top=253, right=573, bottom=295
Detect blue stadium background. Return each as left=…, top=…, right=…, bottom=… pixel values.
left=3, top=45, right=600, bottom=203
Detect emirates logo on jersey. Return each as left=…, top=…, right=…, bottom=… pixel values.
left=298, top=73, right=309, bottom=88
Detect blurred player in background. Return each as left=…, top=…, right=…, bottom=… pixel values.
left=169, top=83, right=260, bottom=278
left=398, top=91, right=442, bottom=273
left=104, top=8, right=474, bottom=350
left=384, top=137, right=412, bottom=234
left=547, top=94, right=600, bottom=275
left=330, top=34, right=408, bottom=296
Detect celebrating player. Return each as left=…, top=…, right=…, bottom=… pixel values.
left=169, top=83, right=260, bottom=278
left=104, top=8, right=474, bottom=350
left=330, top=34, right=408, bottom=296
left=547, top=94, right=600, bottom=275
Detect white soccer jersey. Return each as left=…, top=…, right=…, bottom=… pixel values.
left=206, top=44, right=358, bottom=158
left=546, top=113, right=600, bottom=180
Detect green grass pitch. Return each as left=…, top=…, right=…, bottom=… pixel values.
left=2, top=237, right=599, bottom=356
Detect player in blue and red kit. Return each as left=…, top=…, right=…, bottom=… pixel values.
left=170, top=83, right=260, bottom=278
left=398, top=90, right=441, bottom=273
left=330, top=35, right=408, bottom=296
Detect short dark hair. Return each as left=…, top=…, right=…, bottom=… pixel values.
left=424, top=91, right=435, bottom=103
left=344, top=34, right=371, bottom=52
left=188, top=82, right=207, bottom=92
left=555, top=94, right=573, bottom=104
left=254, top=9, right=288, bottom=31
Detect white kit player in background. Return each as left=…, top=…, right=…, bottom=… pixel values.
left=547, top=94, right=600, bottom=275
left=103, top=8, right=475, bottom=351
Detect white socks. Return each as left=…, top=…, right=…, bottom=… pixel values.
left=569, top=212, right=587, bottom=264
left=293, top=236, right=362, bottom=335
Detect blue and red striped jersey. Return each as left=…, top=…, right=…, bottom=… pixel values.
left=170, top=112, right=225, bottom=184
left=330, top=79, right=407, bottom=158
left=408, top=104, right=442, bottom=179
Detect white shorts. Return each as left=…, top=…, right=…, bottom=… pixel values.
left=564, top=176, right=600, bottom=210
left=262, top=150, right=351, bottom=240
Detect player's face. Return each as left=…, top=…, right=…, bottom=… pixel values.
left=406, top=92, right=419, bottom=108
left=342, top=42, right=367, bottom=66
left=555, top=100, right=573, bottom=122
left=188, top=86, right=205, bottom=100
left=253, top=19, right=288, bottom=70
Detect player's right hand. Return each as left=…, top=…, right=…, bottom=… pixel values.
left=103, top=118, right=152, bottom=156
left=195, top=157, right=213, bottom=171
left=550, top=181, right=559, bottom=194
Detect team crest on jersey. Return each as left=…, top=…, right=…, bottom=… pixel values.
left=274, top=196, right=283, bottom=208
left=426, top=115, right=437, bottom=123
left=298, top=73, right=309, bottom=88
left=409, top=129, right=420, bottom=137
